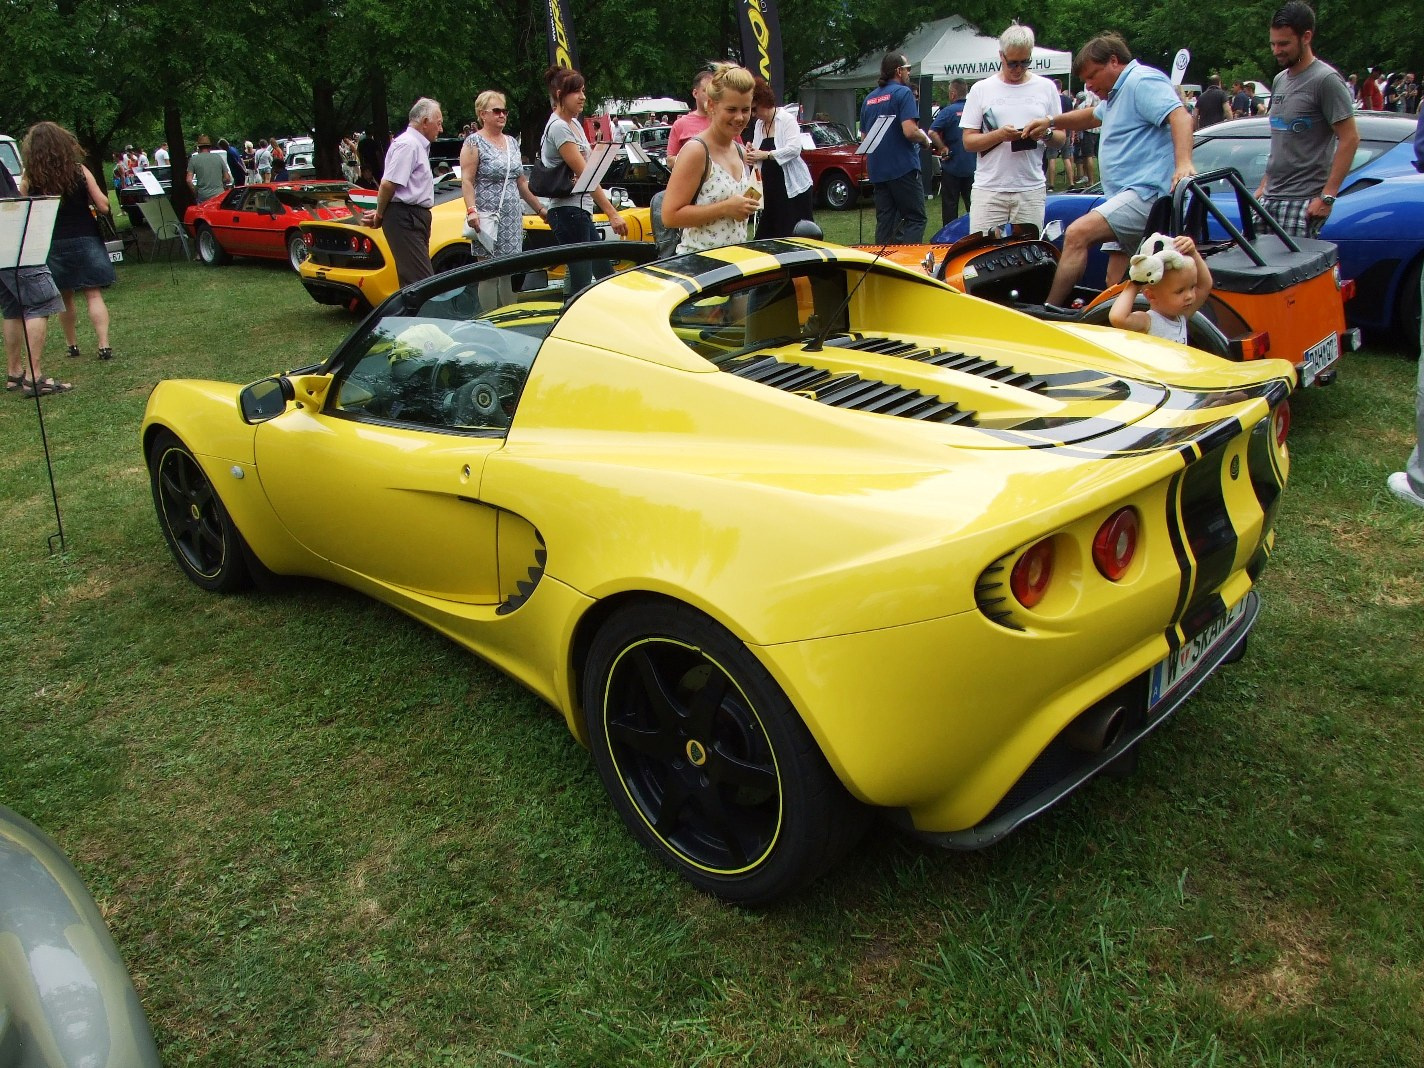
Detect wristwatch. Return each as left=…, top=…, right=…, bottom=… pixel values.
left=1320, top=194, right=1337, bottom=206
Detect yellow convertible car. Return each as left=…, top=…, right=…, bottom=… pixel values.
left=143, top=239, right=1294, bottom=904
left=298, top=179, right=652, bottom=312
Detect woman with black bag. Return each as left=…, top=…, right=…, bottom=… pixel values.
left=538, top=66, right=627, bottom=294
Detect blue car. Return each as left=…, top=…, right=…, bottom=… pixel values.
left=934, top=115, right=1422, bottom=345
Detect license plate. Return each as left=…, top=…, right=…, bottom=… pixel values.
left=1299, top=332, right=1339, bottom=388
left=1149, top=598, right=1249, bottom=708
left=108, top=250, right=123, bottom=262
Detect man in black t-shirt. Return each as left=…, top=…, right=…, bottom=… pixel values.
left=1196, top=75, right=1229, bottom=128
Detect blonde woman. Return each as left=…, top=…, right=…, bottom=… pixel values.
left=661, top=64, right=758, bottom=254
left=460, top=90, right=546, bottom=260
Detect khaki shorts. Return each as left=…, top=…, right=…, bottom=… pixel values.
left=1093, top=188, right=1155, bottom=252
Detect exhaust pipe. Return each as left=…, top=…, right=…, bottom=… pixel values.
left=1064, top=703, right=1128, bottom=754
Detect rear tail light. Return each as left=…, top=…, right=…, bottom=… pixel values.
left=1010, top=540, right=1054, bottom=608
left=349, top=234, right=360, bottom=251
left=1092, top=508, right=1139, bottom=581
left=362, top=236, right=374, bottom=253
left=1273, top=400, right=1291, bottom=447
left=303, top=231, right=314, bottom=247
left=1238, top=332, right=1271, bottom=360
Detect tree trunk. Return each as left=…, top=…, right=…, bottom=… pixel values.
left=313, top=75, right=341, bottom=179
left=165, top=101, right=194, bottom=217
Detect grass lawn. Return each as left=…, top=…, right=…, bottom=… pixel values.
left=3, top=234, right=1423, bottom=1066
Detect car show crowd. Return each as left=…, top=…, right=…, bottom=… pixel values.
left=4, top=1, right=1421, bottom=510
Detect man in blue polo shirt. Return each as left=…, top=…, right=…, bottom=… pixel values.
left=860, top=52, right=935, bottom=244
left=1025, top=33, right=1194, bottom=306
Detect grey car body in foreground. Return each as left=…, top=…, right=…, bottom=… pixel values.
left=0, top=805, right=159, bottom=1067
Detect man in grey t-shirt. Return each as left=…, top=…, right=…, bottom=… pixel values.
left=1256, top=1, right=1358, bottom=238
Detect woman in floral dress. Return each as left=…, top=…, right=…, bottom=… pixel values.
left=460, top=89, right=547, bottom=262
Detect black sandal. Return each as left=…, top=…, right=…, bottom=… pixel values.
left=21, top=375, right=76, bottom=397
left=5, top=373, right=22, bottom=392
left=97, top=347, right=114, bottom=361
left=66, top=345, right=80, bottom=359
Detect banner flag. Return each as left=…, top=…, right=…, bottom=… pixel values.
left=546, top=0, right=579, bottom=73
left=737, top=0, right=784, bottom=102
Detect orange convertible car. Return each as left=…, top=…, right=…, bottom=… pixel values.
left=877, top=170, right=1356, bottom=389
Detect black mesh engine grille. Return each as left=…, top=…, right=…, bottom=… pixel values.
left=716, top=338, right=1049, bottom=426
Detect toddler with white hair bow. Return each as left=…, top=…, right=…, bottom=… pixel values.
left=1108, top=232, right=1213, bottom=344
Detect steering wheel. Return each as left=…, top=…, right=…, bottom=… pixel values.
left=445, top=370, right=511, bottom=428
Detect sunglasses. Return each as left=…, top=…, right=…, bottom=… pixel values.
left=488, top=107, right=508, bottom=115
left=1002, top=57, right=1033, bottom=70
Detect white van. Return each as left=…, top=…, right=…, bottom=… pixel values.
left=0, top=134, right=21, bottom=180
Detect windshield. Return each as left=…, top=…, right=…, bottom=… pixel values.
left=1193, top=135, right=1397, bottom=189
left=805, top=123, right=855, bottom=149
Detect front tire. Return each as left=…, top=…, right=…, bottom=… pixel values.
left=820, top=172, right=857, bottom=211
left=582, top=601, right=868, bottom=905
left=196, top=225, right=231, bottom=266
left=286, top=230, right=309, bottom=272
left=148, top=430, right=251, bottom=592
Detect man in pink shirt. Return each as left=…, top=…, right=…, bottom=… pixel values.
left=666, top=69, right=714, bottom=162
left=370, top=97, right=443, bottom=287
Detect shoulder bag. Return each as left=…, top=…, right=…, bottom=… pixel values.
left=530, top=118, right=577, bottom=198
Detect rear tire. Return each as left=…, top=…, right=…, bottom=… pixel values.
left=582, top=601, right=869, bottom=905
left=196, top=225, right=230, bottom=266
left=432, top=245, right=475, bottom=274
left=820, top=172, right=857, bottom=211
left=286, top=230, right=309, bottom=272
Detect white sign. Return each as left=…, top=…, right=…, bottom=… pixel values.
left=1171, top=49, right=1191, bottom=87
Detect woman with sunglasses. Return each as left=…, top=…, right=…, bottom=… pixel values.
left=460, top=90, right=547, bottom=262
left=958, top=23, right=1064, bottom=233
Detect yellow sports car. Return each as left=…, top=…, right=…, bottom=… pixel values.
left=298, top=180, right=652, bottom=312
left=143, top=239, right=1294, bottom=904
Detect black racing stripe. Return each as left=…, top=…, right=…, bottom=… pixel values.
left=1178, top=444, right=1238, bottom=621
left=1247, top=417, right=1285, bottom=518
left=1158, top=378, right=1291, bottom=411
left=1165, top=470, right=1193, bottom=635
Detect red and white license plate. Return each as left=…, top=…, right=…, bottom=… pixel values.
left=1149, top=597, right=1248, bottom=709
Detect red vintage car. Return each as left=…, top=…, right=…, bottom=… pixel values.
left=800, top=121, right=870, bottom=210
left=184, top=180, right=360, bottom=271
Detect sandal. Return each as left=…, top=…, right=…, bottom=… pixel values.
left=5, top=373, right=22, bottom=392
left=66, top=345, right=80, bottom=359
left=97, top=347, right=114, bottom=361
left=21, top=375, right=76, bottom=397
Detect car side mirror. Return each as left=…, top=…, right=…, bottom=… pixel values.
left=239, top=376, right=294, bottom=423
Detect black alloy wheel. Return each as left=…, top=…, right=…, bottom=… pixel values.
left=148, top=430, right=251, bottom=592
left=583, top=601, right=868, bottom=905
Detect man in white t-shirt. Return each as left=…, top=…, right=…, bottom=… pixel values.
left=959, top=23, right=1064, bottom=233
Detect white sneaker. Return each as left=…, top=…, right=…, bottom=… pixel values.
left=1387, top=471, right=1424, bottom=509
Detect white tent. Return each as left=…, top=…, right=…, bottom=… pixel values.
left=601, top=96, right=691, bottom=118
left=799, top=16, right=1072, bottom=128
